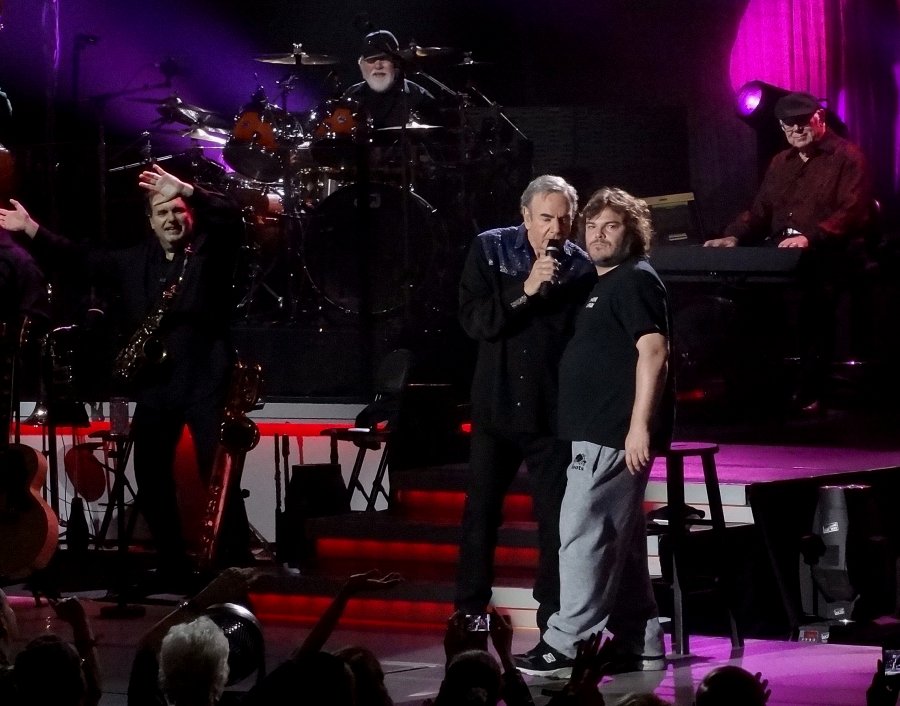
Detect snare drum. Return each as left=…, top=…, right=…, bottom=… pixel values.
left=224, top=103, right=298, bottom=183
left=306, top=97, right=370, bottom=170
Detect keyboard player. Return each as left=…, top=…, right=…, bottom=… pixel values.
left=703, top=91, right=873, bottom=413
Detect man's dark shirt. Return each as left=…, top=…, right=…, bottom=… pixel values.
left=0, top=231, right=50, bottom=328
left=27, top=188, right=242, bottom=408
left=459, top=224, right=596, bottom=434
left=558, top=256, right=674, bottom=451
left=725, top=129, right=872, bottom=246
left=342, top=78, right=436, bottom=130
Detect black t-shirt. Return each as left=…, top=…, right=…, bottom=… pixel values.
left=558, top=257, right=674, bottom=451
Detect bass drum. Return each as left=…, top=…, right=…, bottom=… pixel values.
left=302, top=183, right=439, bottom=315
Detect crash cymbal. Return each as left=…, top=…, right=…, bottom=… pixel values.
left=377, top=120, right=443, bottom=132
left=155, top=126, right=228, bottom=145
left=254, top=43, right=340, bottom=66
left=135, top=94, right=231, bottom=130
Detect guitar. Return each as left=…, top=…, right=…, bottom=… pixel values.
left=0, top=317, right=59, bottom=579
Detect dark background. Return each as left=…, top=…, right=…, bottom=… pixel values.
left=0, top=0, right=898, bottom=418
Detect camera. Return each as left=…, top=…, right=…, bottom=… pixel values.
left=883, top=647, right=900, bottom=677
left=464, top=613, right=491, bottom=632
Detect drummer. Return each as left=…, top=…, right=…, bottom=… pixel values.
left=342, top=29, right=439, bottom=130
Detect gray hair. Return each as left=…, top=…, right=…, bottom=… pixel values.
left=159, top=616, right=230, bottom=706
left=520, top=174, right=578, bottom=214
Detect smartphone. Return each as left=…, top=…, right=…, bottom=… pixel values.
left=883, top=647, right=900, bottom=677
left=464, top=613, right=491, bottom=632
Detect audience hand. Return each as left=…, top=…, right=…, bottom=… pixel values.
left=341, top=570, right=403, bottom=596
left=442, top=610, right=489, bottom=664
left=488, top=610, right=515, bottom=669
left=191, top=566, right=258, bottom=609
left=868, top=661, right=900, bottom=706
left=753, top=671, right=771, bottom=703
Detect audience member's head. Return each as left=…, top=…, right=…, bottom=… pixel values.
left=253, top=651, right=355, bottom=706
left=434, top=649, right=502, bottom=706
left=695, top=665, right=768, bottom=706
left=14, top=634, right=86, bottom=706
left=335, top=645, right=393, bottom=706
left=159, top=616, right=230, bottom=706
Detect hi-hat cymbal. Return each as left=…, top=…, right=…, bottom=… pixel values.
left=377, top=120, right=443, bottom=132
left=254, top=44, right=340, bottom=66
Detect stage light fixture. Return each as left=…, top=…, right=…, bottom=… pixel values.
left=735, top=80, right=791, bottom=125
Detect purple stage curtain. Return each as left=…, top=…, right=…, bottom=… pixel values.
left=729, top=0, right=829, bottom=100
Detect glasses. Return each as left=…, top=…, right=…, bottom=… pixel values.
left=779, top=114, right=816, bottom=132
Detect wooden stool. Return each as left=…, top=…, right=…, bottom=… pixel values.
left=650, top=441, right=743, bottom=655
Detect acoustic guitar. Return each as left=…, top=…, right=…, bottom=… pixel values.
left=0, top=318, right=58, bottom=579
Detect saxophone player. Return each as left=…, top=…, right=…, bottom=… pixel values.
left=0, top=165, right=251, bottom=586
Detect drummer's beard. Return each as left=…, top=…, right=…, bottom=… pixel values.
left=365, top=71, right=396, bottom=93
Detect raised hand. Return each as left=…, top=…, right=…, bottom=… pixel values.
left=138, top=164, right=193, bottom=201
left=0, top=199, right=38, bottom=236
left=342, top=569, right=403, bottom=595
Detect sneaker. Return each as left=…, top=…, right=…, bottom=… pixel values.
left=513, top=641, right=546, bottom=660
left=513, top=640, right=574, bottom=678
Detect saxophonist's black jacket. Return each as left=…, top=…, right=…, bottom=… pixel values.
left=28, top=187, right=243, bottom=409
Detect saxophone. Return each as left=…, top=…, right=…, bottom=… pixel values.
left=113, top=248, right=192, bottom=383
left=197, top=359, right=263, bottom=570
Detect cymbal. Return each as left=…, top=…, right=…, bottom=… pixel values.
left=455, top=53, right=493, bottom=68
left=254, top=44, right=340, bottom=66
left=135, top=95, right=231, bottom=130
left=403, top=45, right=460, bottom=59
left=155, top=126, right=228, bottom=145
left=377, top=120, right=443, bottom=132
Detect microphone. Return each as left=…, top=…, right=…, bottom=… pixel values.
left=539, top=238, right=563, bottom=298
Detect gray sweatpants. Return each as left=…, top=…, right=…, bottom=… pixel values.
left=543, top=441, right=664, bottom=658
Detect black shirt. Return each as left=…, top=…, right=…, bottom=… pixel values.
left=459, top=224, right=596, bottom=434
left=342, top=78, right=436, bottom=130
left=558, top=257, right=674, bottom=451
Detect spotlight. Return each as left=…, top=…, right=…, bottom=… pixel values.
left=735, top=80, right=790, bottom=126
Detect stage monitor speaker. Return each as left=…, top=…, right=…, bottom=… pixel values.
left=799, top=483, right=890, bottom=623
left=644, top=192, right=704, bottom=246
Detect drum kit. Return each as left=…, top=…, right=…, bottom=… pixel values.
left=139, top=42, right=530, bottom=319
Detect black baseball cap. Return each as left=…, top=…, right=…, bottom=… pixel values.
left=360, top=30, right=399, bottom=59
left=774, top=92, right=823, bottom=122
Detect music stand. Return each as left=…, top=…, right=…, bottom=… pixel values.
left=94, top=427, right=145, bottom=619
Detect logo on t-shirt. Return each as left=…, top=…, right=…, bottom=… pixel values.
left=585, top=296, right=598, bottom=309
left=571, top=453, right=587, bottom=472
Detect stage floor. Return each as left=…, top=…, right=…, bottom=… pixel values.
left=2, top=591, right=883, bottom=706
left=648, top=443, right=900, bottom=485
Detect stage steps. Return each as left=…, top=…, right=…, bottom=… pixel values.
left=249, top=462, right=754, bottom=629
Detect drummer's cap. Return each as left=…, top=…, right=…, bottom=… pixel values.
left=360, top=30, right=399, bottom=59
left=774, top=92, right=823, bottom=122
